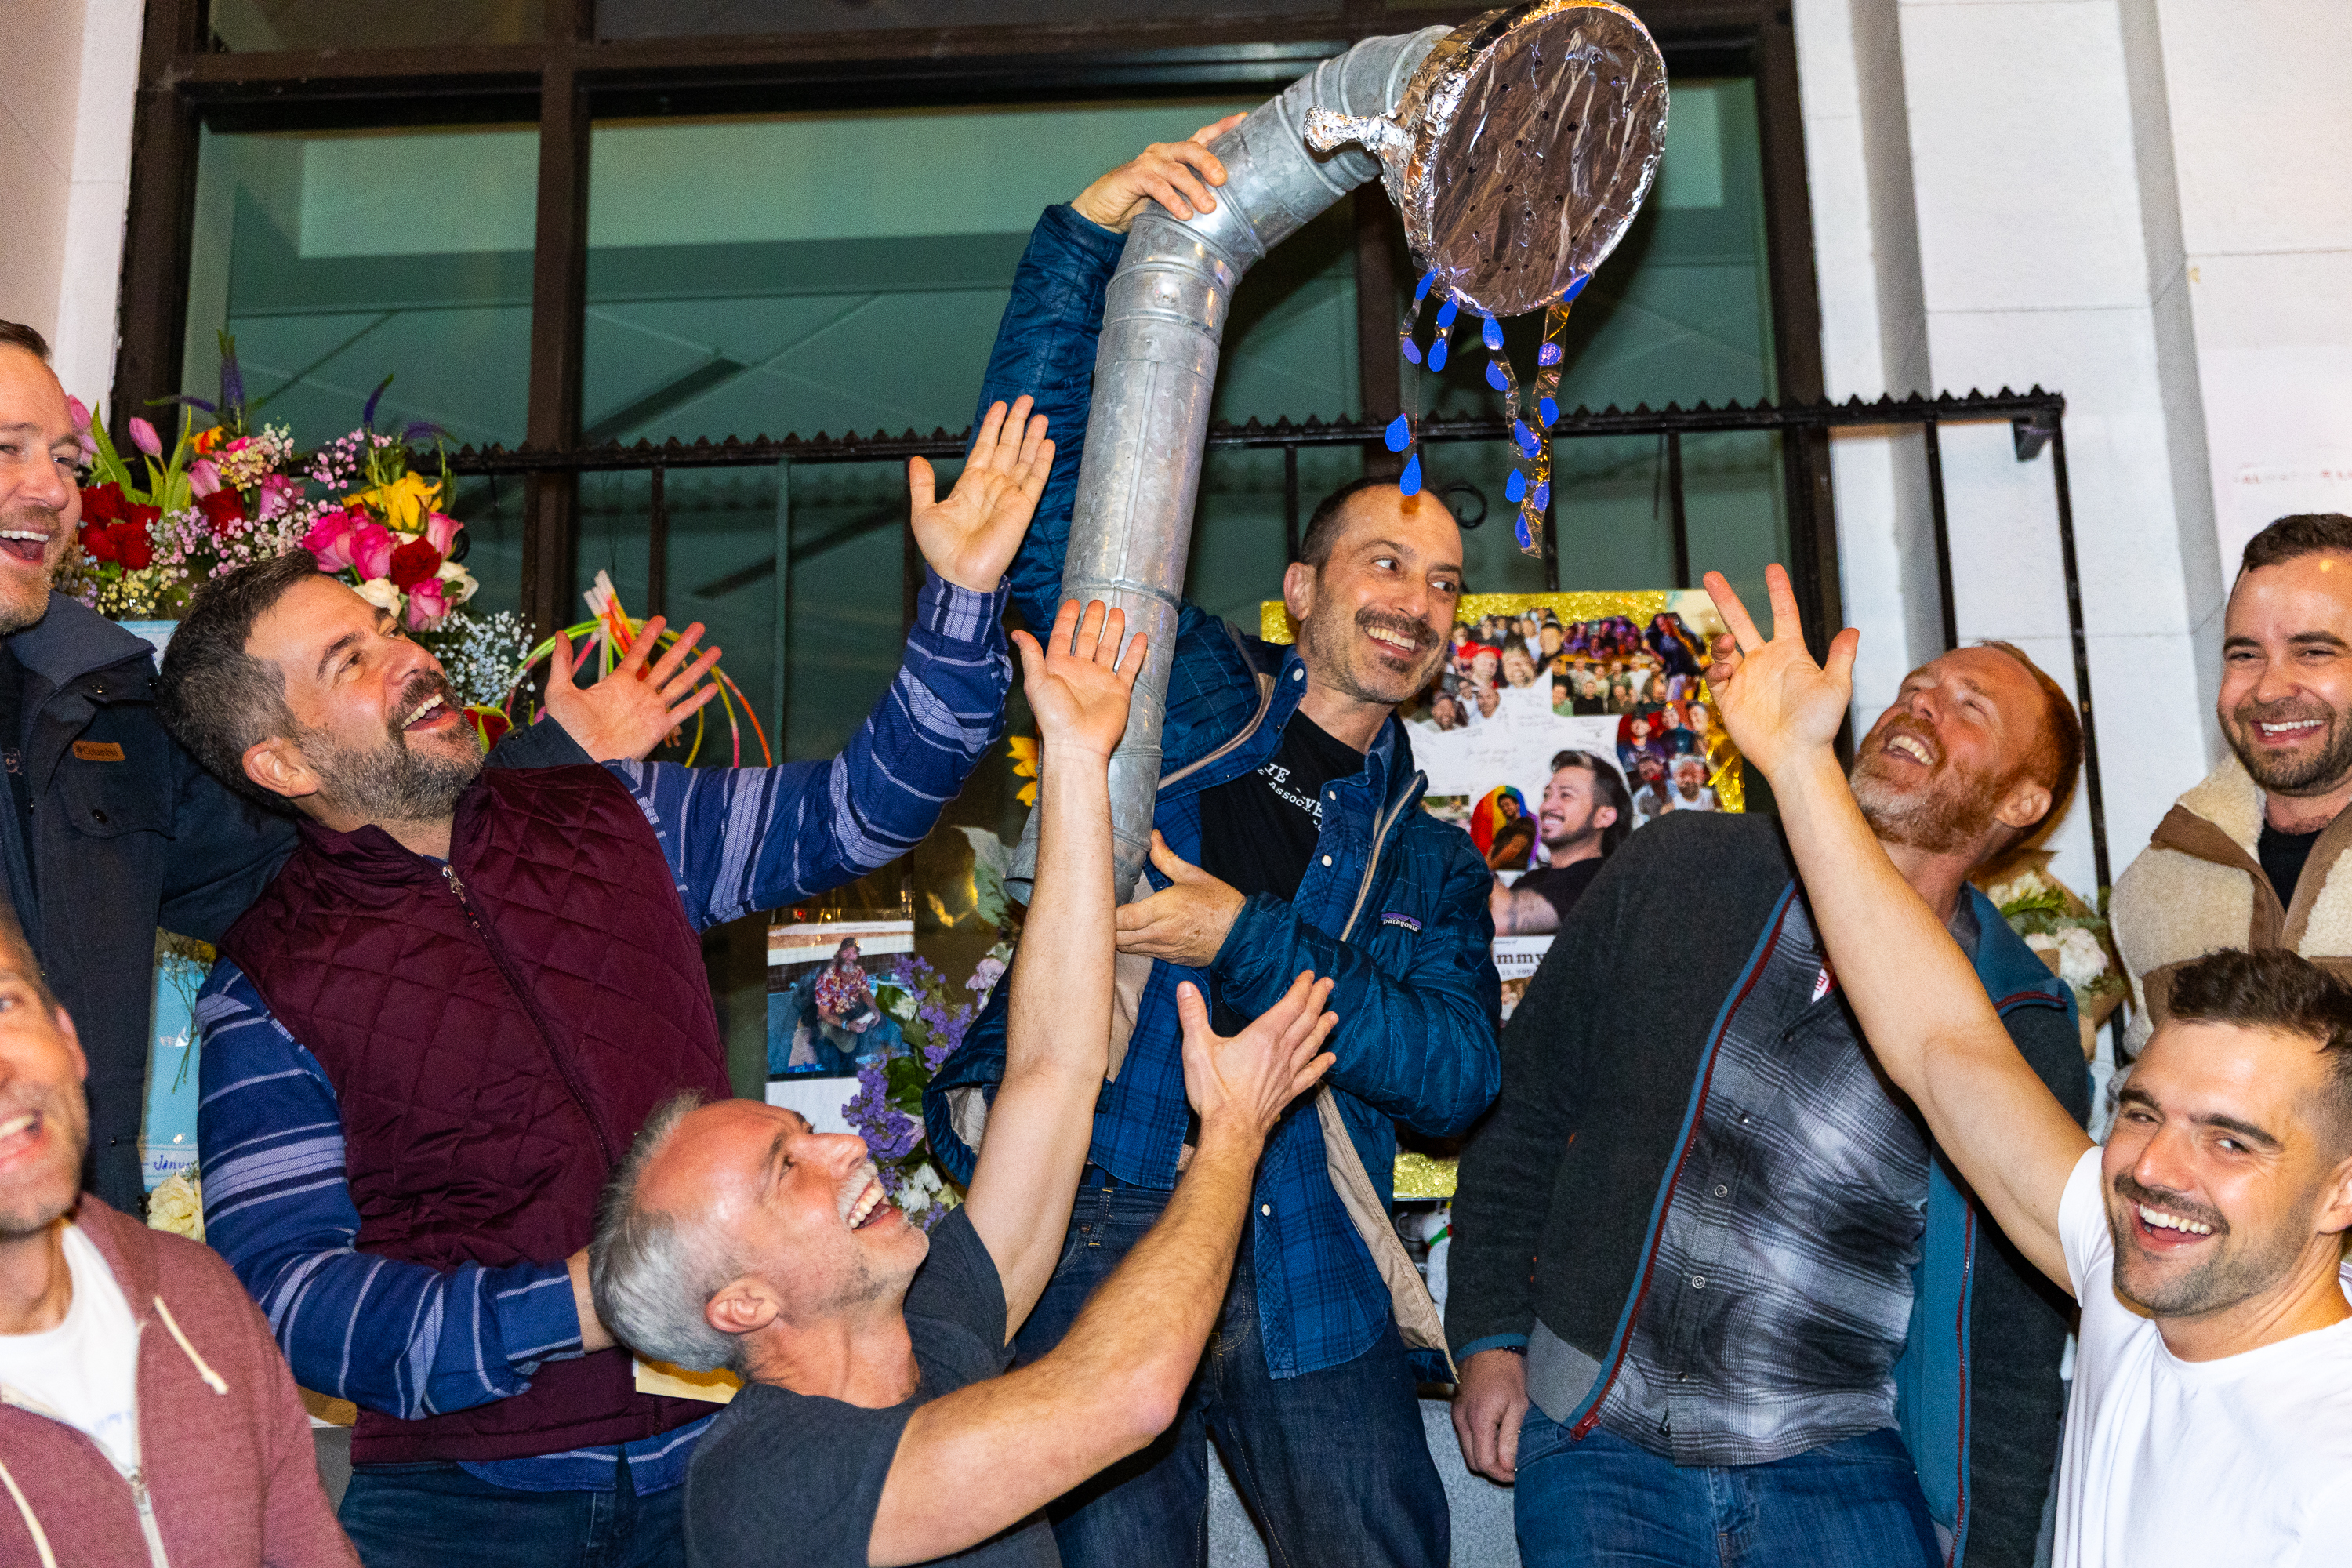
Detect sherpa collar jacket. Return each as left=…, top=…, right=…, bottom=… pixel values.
left=1448, top=812, right=2089, bottom=1568
left=0, top=1194, right=355, bottom=1568
left=2113, top=753, right=2352, bottom=1058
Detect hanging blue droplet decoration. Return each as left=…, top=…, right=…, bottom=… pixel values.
left=1513, top=420, right=1539, bottom=457
left=1537, top=342, right=1563, bottom=368
left=1563, top=274, right=1591, bottom=304
left=1383, top=414, right=1412, bottom=453
left=1532, top=480, right=1551, bottom=510
left=1401, top=338, right=1422, bottom=366
left=1415, top=269, right=1439, bottom=304
left=1436, top=297, right=1460, bottom=329
left=1486, top=361, right=1509, bottom=392
left=1515, top=513, right=1534, bottom=550
left=1539, top=396, right=1559, bottom=427
left=1399, top=452, right=1423, bottom=495
left=1481, top=312, right=1504, bottom=351
left=1505, top=469, right=1527, bottom=503
left=1429, top=336, right=1449, bottom=372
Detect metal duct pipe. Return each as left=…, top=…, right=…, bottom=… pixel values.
left=1057, top=26, right=1450, bottom=898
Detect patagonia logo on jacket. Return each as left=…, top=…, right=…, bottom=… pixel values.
left=1380, top=913, right=1422, bottom=933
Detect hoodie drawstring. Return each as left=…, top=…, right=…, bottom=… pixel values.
left=0, top=1458, right=58, bottom=1568
left=151, top=1297, right=227, bottom=1396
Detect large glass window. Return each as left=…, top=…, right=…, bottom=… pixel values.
left=180, top=123, right=541, bottom=619
left=206, top=0, right=544, bottom=51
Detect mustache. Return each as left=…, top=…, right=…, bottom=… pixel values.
left=1867, top=713, right=1944, bottom=766
left=387, top=670, right=456, bottom=742
left=2113, top=1171, right=2228, bottom=1236
left=1359, top=608, right=1438, bottom=651
left=2230, top=697, right=2332, bottom=729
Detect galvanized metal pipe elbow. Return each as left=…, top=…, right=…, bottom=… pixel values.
left=1054, top=26, right=1450, bottom=899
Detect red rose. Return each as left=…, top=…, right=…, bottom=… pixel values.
left=79, top=482, right=124, bottom=525
left=80, top=522, right=116, bottom=563
left=467, top=706, right=511, bottom=748
left=114, top=524, right=153, bottom=571
left=196, top=488, right=246, bottom=532
left=126, top=503, right=161, bottom=532
left=387, top=538, right=443, bottom=591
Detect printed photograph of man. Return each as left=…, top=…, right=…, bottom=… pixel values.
left=1490, top=751, right=1632, bottom=935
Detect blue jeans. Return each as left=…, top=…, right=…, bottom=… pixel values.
left=1512, top=1411, right=1942, bottom=1568
left=1015, top=1172, right=1448, bottom=1568
left=339, top=1456, right=684, bottom=1568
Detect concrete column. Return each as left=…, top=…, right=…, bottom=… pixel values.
left=0, top=0, right=145, bottom=412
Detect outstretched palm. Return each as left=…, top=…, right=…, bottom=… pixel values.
left=1700, top=564, right=1858, bottom=777
left=909, top=396, right=1054, bottom=592
left=1012, top=598, right=1147, bottom=760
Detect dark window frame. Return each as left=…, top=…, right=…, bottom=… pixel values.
left=116, top=0, right=1833, bottom=640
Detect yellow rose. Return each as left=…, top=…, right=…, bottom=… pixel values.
left=147, top=1171, right=205, bottom=1243
left=345, top=471, right=443, bottom=532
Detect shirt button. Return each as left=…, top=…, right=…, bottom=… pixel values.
left=1320, top=855, right=1332, bottom=866
left=1676, top=1372, right=1690, bottom=1383
left=1291, top=669, right=1304, bottom=681
left=1260, top=1203, right=1272, bottom=1216
left=1690, top=1275, right=1706, bottom=1289
left=1714, top=1185, right=1729, bottom=1198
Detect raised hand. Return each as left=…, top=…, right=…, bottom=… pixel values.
left=909, top=396, right=1054, bottom=593
left=1175, top=971, right=1338, bottom=1142
left=1011, top=598, right=1145, bottom=760
left=542, top=615, right=723, bottom=761
left=1070, top=114, right=1244, bottom=233
left=1116, top=832, right=1247, bottom=967
left=1700, top=564, right=1858, bottom=778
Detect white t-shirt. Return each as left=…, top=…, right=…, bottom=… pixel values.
left=2053, top=1148, right=2352, bottom=1566
left=0, top=1222, right=142, bottom=1476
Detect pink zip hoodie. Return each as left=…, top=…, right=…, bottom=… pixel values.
left=0, top=1194, right=357, bottom=1567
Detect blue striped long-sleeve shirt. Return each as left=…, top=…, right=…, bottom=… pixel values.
left=197, top=571, right=1009, bottom=1494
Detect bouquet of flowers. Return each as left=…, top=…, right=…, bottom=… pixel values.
left=1979, top=853, right=2127, bottom=1058
left=840, top=944, right=1011, bottom=1229
left=61, top=338, right=534, bottom=716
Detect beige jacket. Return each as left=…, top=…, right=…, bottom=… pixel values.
left=2112, top=753, right=2352, bottom=1057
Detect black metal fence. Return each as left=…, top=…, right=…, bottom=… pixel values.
left=445, top=386, right=2105, bottom=890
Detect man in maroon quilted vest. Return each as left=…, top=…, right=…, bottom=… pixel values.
left=156, top=401, right=1054, bottom=1568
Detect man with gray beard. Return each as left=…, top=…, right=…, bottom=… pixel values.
left=0, top=321, right=673, bottom=1211
left=1449, top=637, right=2092, bottom=1568
left=2115, top=513, right=2352, bottom=1062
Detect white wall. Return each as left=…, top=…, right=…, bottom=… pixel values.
left=0, top=0, right=143, bottom=415
left=1790, top=0, right=2348, bottom=902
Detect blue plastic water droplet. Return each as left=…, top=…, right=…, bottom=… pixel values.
left=1505, top=469, right=1527, bottom=503
left=1429, top=338, right=1449, bottom=372
left=1399, top=453, right=1422, bottom=495
left=1383, top=414, right=1412, bottom=453
left=1515, top=514, right=1534, bottom=550
left=1400, top=338, right=1422, bottom=365
left=1533, top=481, right=1551, bottom=510
left=1539, top=397, right=1559, bottom=427
left=1481, top=312, right=1504, bottom=350
left=1436, top=298, right=1460, bottom=328
left=1415, top=270, right=1438, bottom=303
left=1485, top=361, right=1509, bottom=392
left=1514, top=420, right=1538, bottom=456
left=1537, top=342, right=1563, bottom=367
left=1563, top=274, right=1590, bottom=303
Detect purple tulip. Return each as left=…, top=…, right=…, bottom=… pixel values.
left=129, top=417, right=162, bottom=457
left=188, top=459, right=222, bottom=499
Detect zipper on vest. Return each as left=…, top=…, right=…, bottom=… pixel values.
left=441, top=863, right=619, bottom=1165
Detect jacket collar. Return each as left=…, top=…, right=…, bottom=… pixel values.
left=5, top=593, right=158, bottom=696
left=291, top=770, right=495, bottom=879
left=61, top=1193, right=157, bottom=1327
left=2169, top=751, right=2264, bottom=858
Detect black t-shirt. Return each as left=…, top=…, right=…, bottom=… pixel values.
left=1196, top=712, right=1367, bottom=1031
left=2259, top=820, right=2325, bottom=909
left=683, top=1210, right=1054, bottom=1568
left=1513, top=857, right=1603, bottom=924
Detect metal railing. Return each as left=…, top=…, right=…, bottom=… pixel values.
left=445, top=386, right=2105, bottom=890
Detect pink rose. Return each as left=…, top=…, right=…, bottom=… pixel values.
left=189, top=458, right=222, bottom=499
left=348, top=521, right=394, bottom=581
left=423, top=511, right=463, bottom=556
left=256, top=474, right=301, bottom=521
left=301, top=510, right=358, bottom=572
left=129, top=417, right=161, bottom=457
left=404, top=577, right=450, bottom=630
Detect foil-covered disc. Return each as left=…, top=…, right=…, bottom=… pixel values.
left=1308, top=0, right=1668, bottom=318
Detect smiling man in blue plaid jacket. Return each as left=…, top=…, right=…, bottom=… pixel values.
left=924, top=129, right=1501, bottom=1568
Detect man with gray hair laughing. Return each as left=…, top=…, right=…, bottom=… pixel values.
left=591, top=597, right=1341, bottom=1568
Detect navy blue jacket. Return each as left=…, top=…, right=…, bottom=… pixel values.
left=925, top=205, right=1501, bottom=1379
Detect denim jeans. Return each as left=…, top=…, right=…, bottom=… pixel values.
left=338, top=1454, right=684, bottom=1568
left=1014, top=1172, right=1448, bottom=1568
left=1512, top=1410, right=1943, bottom=1568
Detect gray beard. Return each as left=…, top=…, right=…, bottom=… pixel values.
left=302, top=723, right=482, bottom=826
